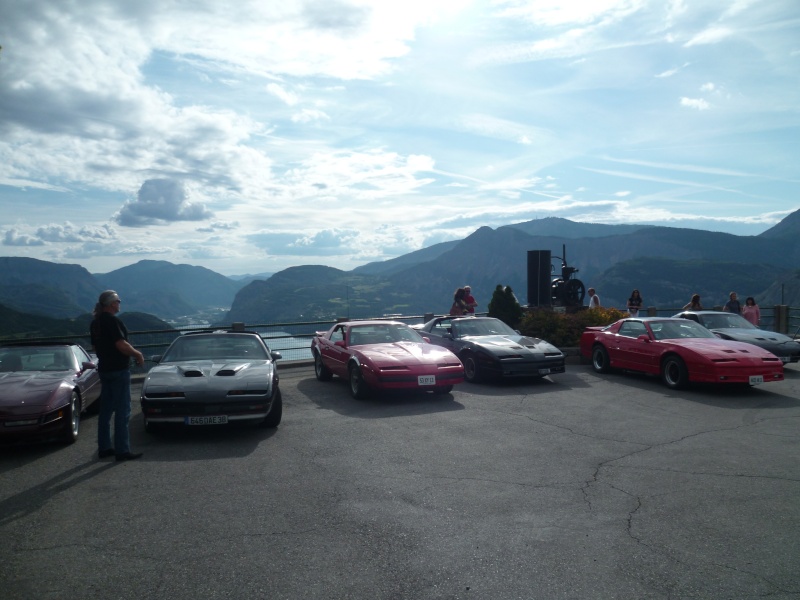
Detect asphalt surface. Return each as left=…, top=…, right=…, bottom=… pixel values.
left=2, top=361, right=799, bottom=600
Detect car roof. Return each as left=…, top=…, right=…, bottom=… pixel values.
left=0, top=341, right=78, bottom=348
left=182, top=330, right=261, bottom=336
left=341, top=320, right=407, bottom=327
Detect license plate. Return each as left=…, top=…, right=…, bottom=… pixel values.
left=185, top=415, right=228, bottom=425
left=749, top=375, right=764, bottom=385
left=418, top=375, right=436, bottom=386
left=538, top=368, right=551, bottom=375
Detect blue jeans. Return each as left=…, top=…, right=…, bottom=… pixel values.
left=98, top=369, right=132, bottom=455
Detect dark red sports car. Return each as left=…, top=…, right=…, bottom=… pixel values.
left=580, top=317, right=784, bottom=389
left=311, top=320, right=464, bottom=399
left=0, top=343, right=101, bottom=443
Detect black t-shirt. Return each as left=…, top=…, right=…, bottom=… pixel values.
left=90, top=312, right=131, bottom=372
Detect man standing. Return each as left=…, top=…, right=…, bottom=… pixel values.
left=587, top=288, right=601, bottom=309
left=723, top=292, right=741, bottom=314
left=90, top=290, right=145, bottom=461
left=464, top=285, right=478, bottom=314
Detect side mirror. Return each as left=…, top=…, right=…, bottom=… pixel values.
left=334, top=340, right=346, bottom=348
left=81, top=361, right=97, bottom=371
left=637, top=334, right=651, bottom=343
left=150, top=355, right=162, bottom=364
left=421, top=336, right=431, bottom=343
left=271, top=351, right=282, bottom=362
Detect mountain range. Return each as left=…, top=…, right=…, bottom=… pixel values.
left=1, top=211, right=799, bottom=335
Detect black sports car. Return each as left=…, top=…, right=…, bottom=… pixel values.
left=673, top=310, right=800, bottom=364
left=140, top=331, right=282, bottom=432
left=415, top=316, right=565, bottom=382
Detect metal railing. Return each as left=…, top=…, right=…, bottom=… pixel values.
left=2, top=307, right=797, bottom=374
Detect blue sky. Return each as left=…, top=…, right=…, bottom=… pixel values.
left=1, top=0, right=798, bottom=276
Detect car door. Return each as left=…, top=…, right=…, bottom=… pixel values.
left=73, top=345, right=101, bottom=405
left=321, top=325, right=349, bottom=377
left=430, top=318, right=458, bottom=352
left=613, top=321, right=655, bottom=372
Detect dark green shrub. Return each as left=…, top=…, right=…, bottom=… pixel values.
left=488, top=285, right=524, bottom=328
left=519, top=307, right=627, bottom=347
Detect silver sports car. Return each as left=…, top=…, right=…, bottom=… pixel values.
left=140, top=331, right=282, bottom=432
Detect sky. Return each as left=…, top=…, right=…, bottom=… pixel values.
left=1, top=1, right=799, bottom=276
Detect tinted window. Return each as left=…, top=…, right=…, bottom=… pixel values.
left=619, top=321, right=648, bottom=338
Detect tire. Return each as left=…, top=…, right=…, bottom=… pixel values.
left=314, top=352, right=333, bottom=381
left=143, top=415, right=160, bottom=434
left=591, top=345, right=611, bottom=374
left=433, top=385, right=453, bottom=394
left=662, top=355, right=689, bottom=390
left=261, top=387, right=283, bottom=428
left=61, top=391, right=81, bottom=444
left=462, top=353, right=482, bottom=383
left=349, top=364, right=370, bottom=400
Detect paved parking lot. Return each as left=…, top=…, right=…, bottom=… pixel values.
left=2, top=362, right=799, bottom=599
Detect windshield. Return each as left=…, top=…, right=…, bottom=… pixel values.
left=649, top=320, right=717, bottom=340
left=162, top=335, right=269, bottom=361
left=700, top=312, right=756, bottom=330
left=349, top=324, right=423, bottom=345
left=454, top=318, right=516, bottom=337
left=0, top=346, right=74, bottom=372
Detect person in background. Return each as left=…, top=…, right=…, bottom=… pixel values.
left=723, top=291, right=741, bottom=314
left=450, top=287, right=468, bottom=316
left=90, top=290, right=145, bottom=462
left=684, top=294, right=703, bottom=310
left=742, top=297, right=760, bottom=326
left=463, top=285, right=478, bottom=314
left=627, top=289, right=643, bottom=316
left=587, top=288, right=601, bottom=309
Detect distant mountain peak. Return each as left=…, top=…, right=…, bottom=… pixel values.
left=759, top=208, right=800, bottom=239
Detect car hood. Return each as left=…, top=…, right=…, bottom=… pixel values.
left=711, top=328, right=799, bottom=346
left=460, top=335, right=563, bottom=356
left=658, top=338, right=778, bottom=359
left=359, top=342, right=459, bottom=365
left=0, top=371, right=69, bottom=408
left=143, top=360, right=277, bottom=395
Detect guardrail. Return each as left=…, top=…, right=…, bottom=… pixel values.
left=3, top=307, right=797, bottom=373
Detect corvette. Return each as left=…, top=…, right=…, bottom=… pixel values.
left=415, top=316, right=565, bottom=383
left=580, top=317, right=784, bottom=389
left=311, top=320, right=464, bottom=399
left=140, top=331, right=282, bottom=432
left=0, top=343, right=101, bottom=444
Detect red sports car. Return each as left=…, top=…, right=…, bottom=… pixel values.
left=311, top=320, right=464, bottom=399
left=580, top=317, right=784, bottom=389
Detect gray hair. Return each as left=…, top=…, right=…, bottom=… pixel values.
left=93, top=290, right=120, bottom=317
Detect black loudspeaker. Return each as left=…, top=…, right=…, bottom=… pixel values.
left=527, top=250, right=552, bottom=307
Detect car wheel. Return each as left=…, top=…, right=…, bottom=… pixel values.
left=433, top=385, right=453, bottom=394
left=143, top=415, right=160, bottom=434
left=314, top=352, right=333, bottom=381
left=662, top=355, right=688, bottom=389
left=261, top=387, right=283, bottom=428
left=591, top=345, right=611, bottom=374
left=462, top=353, right=481, bottom=383
left=349, top=364, right=370, bottom=400
left=61, top=391, right=81, bottom=444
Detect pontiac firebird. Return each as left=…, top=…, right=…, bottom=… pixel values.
left=580, top=317, right=784, bottom=389
left=311, top=320, right=464, bottom=399
left=140, top=331, right=282, bottom=432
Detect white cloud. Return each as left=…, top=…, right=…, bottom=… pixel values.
left=114, top=179, right=213, bottom=227
left=680, top=97, right=710, bottom=110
